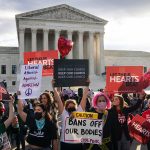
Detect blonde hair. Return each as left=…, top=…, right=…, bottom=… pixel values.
left=64, top=99, right=77, bottom=109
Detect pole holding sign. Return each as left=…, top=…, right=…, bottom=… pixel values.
left=18, top=64, right=42, bottom=100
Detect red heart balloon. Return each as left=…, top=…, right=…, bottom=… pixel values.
left=58, top=37, right=73, bottom=58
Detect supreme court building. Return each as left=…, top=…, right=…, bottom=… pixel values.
left=16, top=4, right=107, bottom=90
left=0, top=4, right=150, bottom=92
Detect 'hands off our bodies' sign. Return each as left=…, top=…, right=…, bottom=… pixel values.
left=18, top=64, right=42, bottom=99
left=64, top=112, right=103, bottom=144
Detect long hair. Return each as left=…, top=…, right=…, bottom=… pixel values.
left=34, top=103, right=52, bottom=121
left=64, top=99, right=78, bottom=109
left=113, top=94, right=125, bottom=111
left=39, top=92, right=58, bottom=122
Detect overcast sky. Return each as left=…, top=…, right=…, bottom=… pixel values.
left=0, top=0, right=150, bottom=52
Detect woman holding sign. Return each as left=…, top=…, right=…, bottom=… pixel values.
left=18, top=100, right=58, bottom=150
left=111, top=93, right=145, bottom=150
left=52, top=79, right=89, bottom=150
left=85, top=92, right=118, bottom=150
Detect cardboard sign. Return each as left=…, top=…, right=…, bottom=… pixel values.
left=72, top=112, right=98, bottom=119
left=64, top=117, right=103, bottom=144
left=142, top=109, right=150, bottom=123
left=0, top=82, right=10, bottom=101
left=18, top=64, right=42, bottom=99
left=54, top=59, right=89, bottom=87
left=24, top=50, right=58, bottom=76
left=106, top=66, right=143, bottom=93
left=128, top=114, right=150, bottom=144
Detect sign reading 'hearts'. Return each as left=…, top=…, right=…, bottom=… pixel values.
left=58, top=36, right=73, bottom=58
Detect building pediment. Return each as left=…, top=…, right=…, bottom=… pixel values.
left=16, top=4, right=107, bottom=24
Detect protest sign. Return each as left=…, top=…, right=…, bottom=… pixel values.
left=64, top=112, right=103, bottom=144
left=128, top=114, right=150, bottom=144
left=54, top=59, right=89, bottom=87
left=106, top=66, right=143, bottom=93
left=72, top=112, right=98, bottom=119
left=24, top=50, right=58, bottom=76
left=0, top=82, right=10, bottom=101
left=142, top=109, right=150, bottom=123
left=18, top=64, right=42, bottom=99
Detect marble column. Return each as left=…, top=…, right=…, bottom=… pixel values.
left=99, top=32, right=105, bottom=76
left=67, top=30, right=73, bottom=59
left=96, top=33, right=100, bottom=75
left=31, top=28, right=37, bottom=51
left=88, top=31, right=95, bottom=75
left=55, top=29, right=60, bottom=58
left=78, top=31, right=84, bottom=59
left=43, top=29, right=49, bottom=50
left=19, top=28, right=25, bottom=64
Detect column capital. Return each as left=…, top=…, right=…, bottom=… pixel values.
left=55, top=29, right=61, bottom=33
left=31, top=28, right=37, bottom=33
left=89, top=31, right=94, bottom=36
left=43, top=28, right=49, bottom=33
left=78, top=30, right=84, bottom=34
left=19, top=28, right=25, bottom=33
left=67, top=30, right=73, bottom=34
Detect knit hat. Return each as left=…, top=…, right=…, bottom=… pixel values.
left=92, top=92, right=111, bottom=109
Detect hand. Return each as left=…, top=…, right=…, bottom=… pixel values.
left=9, top=96, right=14, bottom=104
left=51, top=79, right=55, bottom=89
left=86, top=78, right=90, bottom=86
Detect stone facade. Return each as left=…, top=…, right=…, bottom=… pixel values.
left=0, top=47, right=19, bottom=93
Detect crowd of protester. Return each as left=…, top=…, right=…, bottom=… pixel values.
left=0, top=79, right=150, bottom=150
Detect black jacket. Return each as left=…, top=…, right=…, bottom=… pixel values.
left=111, top=99, right=142, bottom=141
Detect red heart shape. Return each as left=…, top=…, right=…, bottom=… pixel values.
left=58, top=37, right=73, bottom=58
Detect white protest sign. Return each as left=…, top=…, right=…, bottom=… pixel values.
left=18, top=64, right=42, bottom=99
left=64, top=117, right=103, bottom=144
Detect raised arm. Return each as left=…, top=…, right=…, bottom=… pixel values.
left=125, top=92, right=146, bottom=113
left=80, top=79, right=90, bottom=111
left=17, top=99, right=27, bottom=122
left=52, top=79, right=64, bottom=114
left=4, top=96, right=15, bottom=128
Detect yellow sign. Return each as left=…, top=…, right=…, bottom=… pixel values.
left=72, top=112, right=98, bottom=119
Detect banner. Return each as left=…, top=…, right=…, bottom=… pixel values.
left=0, top=82, right=10, bottom=101
left=54, top=59, right=89, bottom=87
left=24, top=50, right=58, bottom=76
left=106, top=66, right=143, bottom=93
left=128, top=114, right=150, bottom=144
left=142, top=109, right=150, bottom=123
left=18, top=64, right=42, bottom=99
left=64, top=117, right=103, bottom=144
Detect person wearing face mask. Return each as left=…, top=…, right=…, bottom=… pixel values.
left=51, top=79, right=89, bottom=150
left=0, top=97, right=14, bottom=150
left=84, top=92, right=118, bottom=150
left=17, top=100, right=58, bottom=150
left=111, top=93, right=145, bottom=150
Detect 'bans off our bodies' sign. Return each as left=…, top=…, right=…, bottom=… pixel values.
left=64, top=112, right=103, bottom=144
left=106, top=66, right=143, bottom=93
left=24, top=50, right=58, bottom=76
left=18, top=64, right=42, bottom=100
